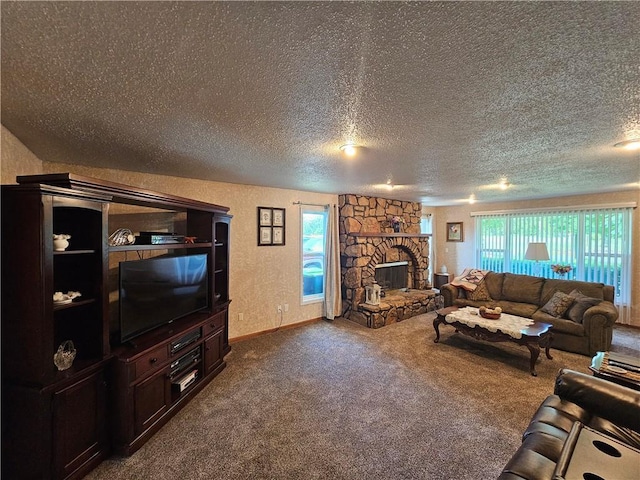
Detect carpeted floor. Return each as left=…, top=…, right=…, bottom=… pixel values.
left=87, top=314, right=639, bottom=480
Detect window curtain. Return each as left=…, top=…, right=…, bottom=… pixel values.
left=324, top=204, right=342, bottom=320
left=473, top=206, right=634, bottom=324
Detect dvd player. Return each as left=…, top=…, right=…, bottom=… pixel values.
left=135, top=232, right=185, bottom=245
left=172, top=369, right=198, bottom=392
left=170, top=347, right=201, bottom=378
left=170, top=329, right=201, bottom=354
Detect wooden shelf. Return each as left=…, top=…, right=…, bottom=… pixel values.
left=348, top=232, right=432, bottom=238
left=109, top=242, right=213, bottom=252
left=54, top=249, right=97, bottom=255
left=53, top=298, right=96, bottom=311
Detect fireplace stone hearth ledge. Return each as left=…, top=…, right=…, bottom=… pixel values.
left=355, top=289, right=443, bottom=328
left=338, top=194, right=439, bottom=328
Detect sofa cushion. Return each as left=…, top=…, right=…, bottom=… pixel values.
left=565, top=289, right=600, bottom=324
left=541, top=291, right=575, bottom=317
left=532, top=310, right=585, bottom=336
left=495, top=301, right=539, bottom=318
left=524, top=395, right=587, bottom=438
left=502, top=273, right=544, bottom=305
left=466, top=280, right=492, bottom=301
left=484, top=272, right=505, bottom=300
left=497, top=434, right=560, bottom=480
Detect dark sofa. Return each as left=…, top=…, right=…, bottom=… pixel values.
left=498, top=369, right=640, bottom=479
left=441, top=272, right=618, bottom=355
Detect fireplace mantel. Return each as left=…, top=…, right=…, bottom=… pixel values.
left=348, top=232, right=432, bottom=238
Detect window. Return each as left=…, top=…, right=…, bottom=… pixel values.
left=301, top=208, right=327, bottom=304
left=474, top=206, right=634, bottom=323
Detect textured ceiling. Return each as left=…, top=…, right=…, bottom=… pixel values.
left=2, top=1, right=639, bottom=205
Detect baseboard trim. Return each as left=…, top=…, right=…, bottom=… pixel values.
left=229, top=317, right=325, bottom=344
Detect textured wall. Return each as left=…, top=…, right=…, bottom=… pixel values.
left=1, top=125, right=43, bottom=183
left=433, top=191, right=640, bottom=326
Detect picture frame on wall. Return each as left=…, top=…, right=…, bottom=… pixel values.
left=259, top=226, right=272, bottom=245
left=446, top=222, right=463, bottom=242
left=272, top=227, right=284, bottom=245
left=257, top=206, right=286, bottom=246
left=259, top=207, right=272, bottom=227
left=272, top=208, right=285, bottom=227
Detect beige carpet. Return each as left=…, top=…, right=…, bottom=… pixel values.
left=87, top=314, right=639, bottom=480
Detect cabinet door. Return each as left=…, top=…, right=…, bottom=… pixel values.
left=204, top=329, right=224, bottom=376
left=134, top=368, right=171, bottom=436
left=52, top=369, right=108, bottom=480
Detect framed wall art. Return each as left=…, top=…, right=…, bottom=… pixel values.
left=257, top=207, right=286, bottom=246
left=446, top=222, right=463, bottom=242
left=259, top=207, right=272, bottom=227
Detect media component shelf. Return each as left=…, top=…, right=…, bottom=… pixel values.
left=1, top=174, right=232, bottom=479
left=111, top=308, right=227, bottom=455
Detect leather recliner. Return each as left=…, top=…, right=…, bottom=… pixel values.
left=498, top=369, right=640, bottom=479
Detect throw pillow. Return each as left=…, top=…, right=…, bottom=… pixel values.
left=565, top=289, right=600, bottom=323
left=467, top=280, right=492, bottom=301
left=541, top=291, right=575, bottom=317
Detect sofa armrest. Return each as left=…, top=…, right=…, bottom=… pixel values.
left=554, top=369, right=640, bottom=432
left=440, top=283, right=462, bottom=307
left=583, top=301, right=618, bottom=328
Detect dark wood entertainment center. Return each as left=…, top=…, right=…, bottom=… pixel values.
left=1, top=174, right=232, bottom=479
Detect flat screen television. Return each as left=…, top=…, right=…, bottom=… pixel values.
left=119, top=253, right=209, bottom=343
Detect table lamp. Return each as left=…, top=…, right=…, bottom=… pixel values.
left=525, top=242, right=549, bottom=276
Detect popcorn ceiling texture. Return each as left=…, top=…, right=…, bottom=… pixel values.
left=1, top=2, right=639, bottom=206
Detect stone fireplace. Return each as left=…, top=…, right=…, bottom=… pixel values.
left=338, top=194, right=442, bottom=328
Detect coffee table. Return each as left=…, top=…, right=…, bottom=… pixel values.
left=433, top=306, right=554, bottom=376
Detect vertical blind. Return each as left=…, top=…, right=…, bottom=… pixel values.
left=473, top=206, right=634, bottom=324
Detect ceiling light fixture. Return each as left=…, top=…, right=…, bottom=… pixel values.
left=339, top=143, right=358, bottom=157
left=613, top=139, right=640, bottom=151
left=499, top=178, right=510, bottom=190
left=468, top=194, right=476, bottom=204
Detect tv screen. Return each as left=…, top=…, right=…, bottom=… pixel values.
left=119, top=253, right=209, bottom=343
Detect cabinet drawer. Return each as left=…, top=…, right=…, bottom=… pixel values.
left=202, top=311, right=226, bottom=337
left=134, top=346, right=168, bottom=378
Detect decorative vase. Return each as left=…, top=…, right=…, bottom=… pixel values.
left=393, top=223, right=401, bottom=233
left=53, top=234, right=71, bottom=251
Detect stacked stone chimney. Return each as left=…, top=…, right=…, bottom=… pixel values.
left=338, top=194, right=433, bottom=325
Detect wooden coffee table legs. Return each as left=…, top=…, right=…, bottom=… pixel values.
left=433, top=306, right=458, bottom=344
left=523, top=337, right=554, bottom=376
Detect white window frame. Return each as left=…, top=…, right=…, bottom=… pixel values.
left=300, top=206, right=327, bottom=305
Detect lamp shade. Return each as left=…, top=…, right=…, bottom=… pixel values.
left=525, top=242, right=550, bottom=261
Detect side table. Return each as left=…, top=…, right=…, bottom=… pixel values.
left=433, top=272, right=452, bottom=290
left=589, top=351, right=640, bottom=391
